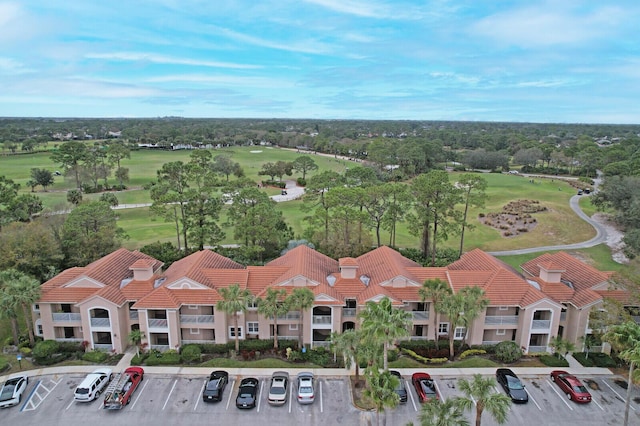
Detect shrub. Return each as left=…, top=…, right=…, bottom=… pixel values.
left=296, top=177, right=306, bottom=186
left=180, top=345, right=202, bottom=363
left=540, top=354, right=569, bottom=367
left=131, top=353, right=148, bottom=366
left=302, top=347, right=331, bottom=367
left=145, top=349, right=182, bottom=366
left=401, top=348, right=448, bottom=365
left=459, top=349, right=486, bottom=359
left=33, top=340, right=60, bottom=360
left=19, top=347, right=32, bottom=357
left=494, top=341, right=522, bottom=363
left=82, top=350, right=109, bottom=363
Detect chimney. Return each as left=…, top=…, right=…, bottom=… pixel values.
left=537, top=262, right=564, bottom=283
left=339, top=257, right=358, bottom=279
left=129, top=259, right=155, bottom=281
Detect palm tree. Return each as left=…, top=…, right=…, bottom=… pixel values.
left=217, top=283, right=252, bottom=354
left=128, top=329, right=146, bottom=357
left=0, top=269, right=26, bottom=345
left=3, top=269, right=41, bottom=346
left=438, top=287, right=488, bottom=360
left=257, top=288, right=289, bottom=350
left=359, top=296, right=412, bottom=370
left=549, top=336, right=576, bottom=359
left=419, top=278, right=452, bottom=350
left=456, top=374, right=511, bottom=426
left=604, top=321, right=640, bottom=426
left=363, top=369, right=400, bottom=426
left=330, top=329, right=362, bottom=380
left=288, top=287, right=314, bottom=350
left=418, top=398, right=470, bottom=426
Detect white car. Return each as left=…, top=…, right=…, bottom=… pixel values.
left=0, top=375, right=29, bottom=408
left=268, top=371, right=289, bottom=405
left=296, top=372, right=315, bottom=405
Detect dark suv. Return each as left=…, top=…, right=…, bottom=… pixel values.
left=390, top=370, right=407, bottom=404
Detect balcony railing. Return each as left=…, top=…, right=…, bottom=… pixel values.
left=150, top=344, right=170, bottom=352
left=275, top=311, right=301, bottom=320
left=482, top=340, right=501, bottom=345
left=410, top=336, right=428, bottom=340
left=148, top=318, right=168, bottom=328
left=180, top=314, right=214, bottom=324
left=412, top=311, right=429, bottom=320
left=274, top=335, right=298, bottom=340
left=484, top=315, right=518, bottom=325
left=531, top=319, right=551, bottom=329
left=342, top=308, right=356, bottom=317
left=52, top=312, right=82, bottom=322
left=93, top=343, right=113, bottom=351
left=130, top=311, right=139, bottom=320
left=312, top=315, right=332, bottom=324
left=55, top=337, right=83, bottom=342
left=527, top=345, right=548, bottom=353
left=181, top=339, right=215, bottom=345
left=90, top=317, right=111, bottom=327
left=312, top=340, right=331, bottom=348
left=560, top=311, right=567, bottom=321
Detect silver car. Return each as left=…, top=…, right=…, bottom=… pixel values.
left=296, top=372, right=315, bottom=404
left=268, top=371, right=289, bottom=405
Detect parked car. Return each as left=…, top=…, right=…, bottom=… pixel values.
left=577, top=189, right=583, bottom=195
left=236, top=378, right=259, bottom=409
left=550, top=370, right=592, bottom=403
left=203, top=370, right=228, bottom=402
left=103, top=367, right=144, bottom=410
left=74, top=368, right=112, bottom=402
left=390, top=371, right=407, bottom=404
left=496, top=368, right=528, bottom=403
left=0, top=375, right=29, bottom=408
left=296, top=372, right=315, bottom=405
left=268, top=371, right=289, bottom=406
left=411, top=372, right=438, bottom=402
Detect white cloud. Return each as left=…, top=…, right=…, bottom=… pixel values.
left=211, top=26, right=334, bottom=55
left=85, top=52, right=261, bottom=69
left=146, top=73, right=295, bottom=89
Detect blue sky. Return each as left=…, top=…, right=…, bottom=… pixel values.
left=1, top=1, right=639, bottom=123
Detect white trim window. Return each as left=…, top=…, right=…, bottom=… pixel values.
left=229, top=326, right=244, bottom=339
left=454, top=327, right=466, bottom=340
left=438, top=322, right=449, bottom=335
left=247, top=322, right=259, bottom=334
left=189, top=328, right=199, bottom=335
left=496, top=329, right=506, bottom=336
left=247, top=299, right=258, bottom=310
left=35, top=319, right=43, bottom=336
left=289, top=324, right=298, bottom=331
left=498, top=306, right=509, bottom=311
left=32, top=304, right=40, bottom=312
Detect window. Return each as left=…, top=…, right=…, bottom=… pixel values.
left=289, top=324, right=299, bottom=331
left=229, top=326, right=244, bottom=339
left=247, top=322, right=259, bottom=334
left=454, top=327, right=466, bottom=340
left=189, top=328, right=199, bottom=335
left=498, top=306, right=509, bottom=311
left=438, top=323, right=449, bottom=335
left=33, top=304, right=40, bottom=312
left=187, top=305, right=198, bottom=310
left=496, top=329, right=506, bottom=336
left=35, top=319, right=43, bottom=336
left=247, top=299, right=258, bottom=309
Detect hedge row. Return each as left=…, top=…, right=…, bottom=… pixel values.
left=401, top=348, right=448, bottom=364
left=539, top=355, right=570, bottom=367
left=572, top=352, right=617, bottom=368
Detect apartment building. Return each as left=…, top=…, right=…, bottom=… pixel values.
left=34, top=245, right=630, bottom=354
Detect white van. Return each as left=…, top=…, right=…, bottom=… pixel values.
left=74, top=368, right=113, bottom=402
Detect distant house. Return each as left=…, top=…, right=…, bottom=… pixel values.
left=34, top=246, right=633, bottom=354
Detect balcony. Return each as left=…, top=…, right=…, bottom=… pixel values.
left=93, top=343, right=113, bottom=351
left=180, top=314, right=214, bottom=324
left=527, top=346, right=548, bottom=353
left=150, top=344, right=170, bottom=352
left=342, top=308, right=356, bottom=317
left=484, top=315, right=518, bottom=326
left=148, top=318, right=168, bottom=329
left=312, top=341, right=331, bottom=348
left=52, top=312, right=81, bottom=323
left=275, top=312, right=300, bottom=320
left=531, top=319, right=551, bottom=329
left=90, top=317, right=111, bottom=327
left=412, top=311, right=429, bottom=320
left=181, top=339, right=215, bottom=345
left=482, top=340, right=501, bottom=345
left=129, top=311, right=139, bottom=320
left=55, top=337, right=83, bottom=343
left=312, top=315, right=332, bottom=325
left=410, top=336, right=428, bottom=341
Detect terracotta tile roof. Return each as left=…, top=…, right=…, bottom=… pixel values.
left=163, top=250, right=244, bottom=287
left=133, top=287, right=181, bottom=309
left=595, top=289, right=634, bottom=304
left=39, top=287, right=98, bottom=303
left=266, top=245, right=338, bottom=284
left=120, top=280, right=156, bottom=300
left=339, top=257, right=359, bottom=267
left=355, top=246, right=423, bottom=286
left=130, top=259, right=156, bottom=269
left=537, top=261, right=565, bottom=272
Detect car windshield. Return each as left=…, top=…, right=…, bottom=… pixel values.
left=421, top=381, right=436, bottom=395
left=507, top=376, right=524, bottom=390
left=240, top=393, right=252, bottom=398
left=76, top=388, right=89, bottom=394
left=300, top=386, right=313, bottom=393
left=0, top=386, right=15, bottom=399
left=573, top=385, right=589, bottom=393
left=206, top=379, right=220, bottom=390
left=270, top=387, right=286, bottom=395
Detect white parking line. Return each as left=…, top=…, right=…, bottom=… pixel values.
left=256, top=379, right=264, bottom=412
left=194, top=379, right=206, bottom=410
left=546, top=379, right=573, bottom=411
left=525, top=388, right=542, bottom=411
left=434, top=379, right=445, bottom=402
left=225, top=379, right=235, bottom=410
left=288, top=381, right=293, bottom=413
left=407, top=379, right=418, bottom=412
left=162, top=379, right=178, bottom=410
left=602, top=380, right=636, bottom=411
left=65, top=397, right=75, bottom=411
left=129, top=377, right=150, bottom=410
left=591, top=396, right=605, bottom=411
left=320, top=380, right=323, bottom=413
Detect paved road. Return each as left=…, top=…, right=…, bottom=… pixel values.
left=487, top=193, right=608, bottom=256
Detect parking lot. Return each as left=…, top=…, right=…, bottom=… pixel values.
left=2, top=371, right=638, bottom=426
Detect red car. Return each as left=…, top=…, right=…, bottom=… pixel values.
left=550, top=370, right=591, bottom=403
left=103, top=367, right=144, bottom=409
left=411, top=372, right=438, bottom=402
